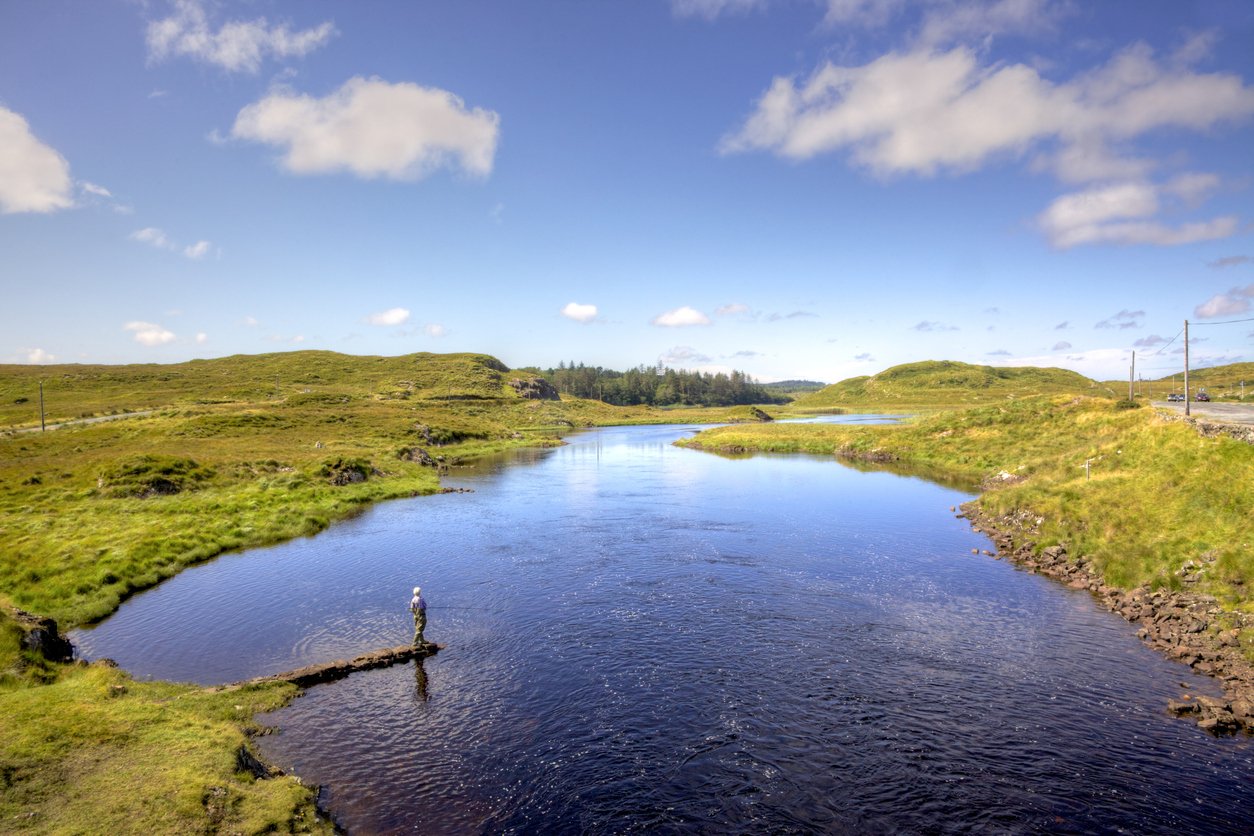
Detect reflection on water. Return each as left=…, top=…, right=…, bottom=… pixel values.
left=74, top=421, right=1254, bottom=834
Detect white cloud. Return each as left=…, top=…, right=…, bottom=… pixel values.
left=912, top=320, right=959, bottom=332
left=716, top=303, right=751, bottom=316
left=560, top=302, right=598, bottom=323
left=0, top=106, right=74, bottom=214
left=652, top=306, right=712, bottom=327
left=131, top=227, right=214, bottom=258
left=124, top=321, right=176, bottom=346
left=672, top=0, right=765, bottom=20
left=1038, top=180, right=1237, bottom=249
left=79, top=181, right=112, bottom=198
left=1209, top=255, right=1252, bottom=269
left=242, top=315, right=260, bottom=327
left=1195, top=284, right=1254, bottom=318
left=22, top=348, right=56, bottom=364
left=1005, top=347, right=1129, bottom=380
left=367, top=307, right=411, bottom=326
left=423, top=323, right=447, bottom=338
left=232, top=76, right=500, bottom=180
left=130, top=227, right=175, bottom=250
left=660, top=345, right=713, bottom=366
left=195, top=332, right=208, bottom=344
left=146, top=0, right=336, bottom=74
left=183, top=240, right=212, bottom=259
left=1094, top=309, right=1144, bottom=330
left=722, top=45, right=1254, bottom=177
left=1051, top=341, right=1071, bottom=351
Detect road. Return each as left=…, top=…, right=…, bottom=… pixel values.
left=9, top=410, right=158, bottom=434
left=1153, top=401, right=1254, bottom=426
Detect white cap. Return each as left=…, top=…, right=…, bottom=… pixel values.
left=413, top=586, right=421, bottom=595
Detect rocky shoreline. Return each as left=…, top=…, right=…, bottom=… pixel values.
left=960, top=502, right=1254, bottom=735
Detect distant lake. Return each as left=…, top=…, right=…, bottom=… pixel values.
left=75, top=419, right=1254, bottom=833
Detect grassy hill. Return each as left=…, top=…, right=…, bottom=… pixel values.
left=1111, top=361, right=1254, bottom=401
left=794, top=360, right=1106, bottom=411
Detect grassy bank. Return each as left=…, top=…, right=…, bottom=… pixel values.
left=680, top=397, right=1254, bottom=624
left=1, top=350, right=777, bottom=833
left=1, top=608, right=327, bottom=833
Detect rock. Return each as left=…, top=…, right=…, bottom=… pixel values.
left=1168, top=699, right=1199, bottom=716
left=11, top=608, right=74, bottom=663
left=508, top=377, right=560, bottom=401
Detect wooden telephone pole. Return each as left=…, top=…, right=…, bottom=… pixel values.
left=1129, top=351, right=1135, bottom=401
left=39, top=380, right=46, bottom=432
left=1183, top=319, right=1190, bottom=417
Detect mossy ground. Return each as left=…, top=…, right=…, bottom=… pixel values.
left=681, top=397, right=1254, bottom=626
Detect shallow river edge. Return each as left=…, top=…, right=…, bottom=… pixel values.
left=959, top=500, right=1254, bottom=735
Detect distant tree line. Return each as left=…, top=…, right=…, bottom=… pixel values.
left=542, top=362, right=787, bottom=407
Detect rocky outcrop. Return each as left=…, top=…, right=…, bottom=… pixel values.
left=508, top=377, right=561, bottom=401
left=962, top=503, right=1254, bottom=735
left=9, top=607, right=74, bottom=663
left=1157, top=411, right=1254, bottom=445
left=231, top=642, right=442, bottom=690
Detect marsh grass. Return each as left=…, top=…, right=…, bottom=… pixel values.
left=681, top=397, right=1254, bottom=620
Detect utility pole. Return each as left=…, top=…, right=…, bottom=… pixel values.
left=39, top=379, right=45, bottom=432
left=1129, top=351, right=1135, bottom=401
left=1184, top=319, right=1190, bottom=417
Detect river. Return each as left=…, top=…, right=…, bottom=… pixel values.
left=73, top=420, right=1254, bottom=833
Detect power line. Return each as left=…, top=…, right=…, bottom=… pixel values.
left=1192, top=316, right=1254, bottom=326
left=1150, top=326, right=1184, bottom=356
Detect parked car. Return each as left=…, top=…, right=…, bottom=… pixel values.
left=1167, top=393, right=1184, bottom=402
left=1196, top=392, right=1211, bottom=402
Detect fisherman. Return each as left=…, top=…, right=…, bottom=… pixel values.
left=410, top=586, right=427, bottom=646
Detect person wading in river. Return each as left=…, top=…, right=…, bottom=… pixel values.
left=410, top=586, right=428, bottom=646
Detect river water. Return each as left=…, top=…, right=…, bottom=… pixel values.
left=73, top=420, right=1254, bottom=834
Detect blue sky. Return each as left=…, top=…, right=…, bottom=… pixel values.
left=2, top=0, right=1252, bottom=383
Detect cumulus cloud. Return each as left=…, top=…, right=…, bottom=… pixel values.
left=912, top=320, right=959, bottom=332
left=723, top=44, right=1254, bottom=175
left=716, top=302, right=752, bottom=316
left=130, top=227, right=214, bottom=258
left=0, top=106, right=74, bottom=214
left=1095, top=309, right=1144, bottom=330
left=366, top=307, right=411, bottom=326
left=1037, top=179, right=1237, bottom=249
left=1195, top=284, right=1254, bottom=318
left=130, top=227, right=174, bottom=250
left=660, top=346, right=713, bottom=366
left=1051, top=341, right=1072, bottom=351
left=232, top=76, right=500, bottom=180
left=124, top=321, right=176, bottom=346
left=560, top=302, right=598, bottom=323
left=722, top=37, right=1254, bottom=247
left=423, top=323, right=447, bottom=338
left=1209, top=255, right=1252, bottom=269
left=22, top=348, right=56, bottom=364
left=195, top=332, right=208, bottom=344
left=652, top=306, right=711, bottom=327
left=183, top=240, right=212, bottom=259
left=146, top=0, right=336, bottom=73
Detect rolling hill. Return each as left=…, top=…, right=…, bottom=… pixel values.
left=793, top=360, right=1104, bottom=410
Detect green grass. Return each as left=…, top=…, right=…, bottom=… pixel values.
left=681, top=397, right=1254, bottom=619
left=792, top=359, right=1110, bottom=411
left=0, top=614, right=329, bottom=834
left=0, top=350, right=783, bottom=834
